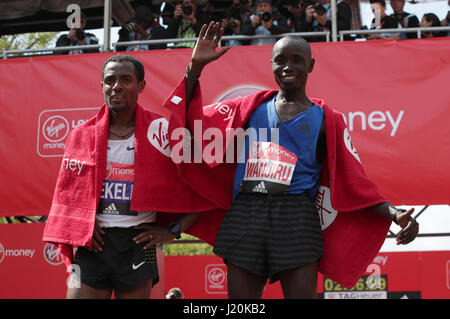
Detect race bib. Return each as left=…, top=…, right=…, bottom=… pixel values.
left=241, top=142, right=297, bottom=194
left=98, top=162, right=137, bottom=216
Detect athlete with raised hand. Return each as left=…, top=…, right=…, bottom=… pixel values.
left=175, top=21, right=419, bottom=298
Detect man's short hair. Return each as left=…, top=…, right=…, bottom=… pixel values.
left=370, top=0, right=386, bottom=6
left=101, top=54, right=145, bottom=82
left=255, top=0, right=272, bottom=6
left=134, top=5, right=154, bottom=23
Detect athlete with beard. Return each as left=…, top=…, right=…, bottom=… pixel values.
left=59, top=54, right=202, bottom=299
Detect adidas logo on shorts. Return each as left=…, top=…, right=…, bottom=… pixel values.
left=252, top=181, right=268, bottom=193
left=102, top=203, right=120, bottom=215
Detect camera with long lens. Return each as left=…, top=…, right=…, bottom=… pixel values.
left=182, top=3, right=193, bottom=16
left=301, top=0, right=315, bottom=9
left=287, top=0, right=300, bottom=8
left=313, top=3, right=326, bottom=16
left=124, top=21, right=137, bottom=32
left=228, top=17, right=240, bottom=30
left=258, top=11, right=272, bottom=22
left=75, top=28, right=86, bottom=41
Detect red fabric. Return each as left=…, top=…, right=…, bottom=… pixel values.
left=42, top=103, right=222, bottom=267
left=165, top=78, right=391, bottom=288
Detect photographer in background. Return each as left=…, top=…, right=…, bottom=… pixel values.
left=441, top=1, right=449, bottom=37
left=117, top=5, right=167, bottom=51
left=275, top=0, right=308, bottom=33
left=225, top=0, right=254, bottom=23
left=221, top=0, right=254, bottom=47
left=55, top=11, right=99, bottom=55
left=241, top=0, right=291, bottom=46
left=302, top=0, right=352, bottom=42
left=166, top=0, right=212, bottom=48
left=368, top=0, right=398, bottom=40
left=221, top=16, right=244, bottom=46
left=390, top=0, right=419, bottom=39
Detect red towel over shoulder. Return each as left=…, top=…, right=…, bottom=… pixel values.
left=42, top=103, right=225, bottom=267
left=165, top=78, right=391, bottom=288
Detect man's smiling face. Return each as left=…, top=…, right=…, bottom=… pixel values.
left=271, top=37, right=315, bottom=92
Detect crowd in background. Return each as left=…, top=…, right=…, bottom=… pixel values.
left=55, top=0, right=450, bottom=54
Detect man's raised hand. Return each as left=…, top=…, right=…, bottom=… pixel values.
left=188, top=21, right=231, bottom=78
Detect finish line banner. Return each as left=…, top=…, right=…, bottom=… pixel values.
left=0, top=38, right=449, bottom=217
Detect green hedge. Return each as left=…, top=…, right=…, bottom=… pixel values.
left=162, top=234, right=214, bottom=256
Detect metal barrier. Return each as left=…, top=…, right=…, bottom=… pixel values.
left=339, top=26, right=450, bottom=41
left=2, top=44, right=102, bottom=59
left=112, top=31, right=331, bottom=51
left=2, top=27, right=449, bottom=59
left=1, top=32, right=329, bottom=59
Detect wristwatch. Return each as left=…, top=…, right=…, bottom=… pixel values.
left=391, top=208, right=406, bottom=225
left=168, top=222, right=181, bottom=239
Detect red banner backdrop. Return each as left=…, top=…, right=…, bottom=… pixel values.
left=0, top=223, right=165, bottom=298
left=0, top=38, right=449, bottom=217
left=164, top=251, right=450, bottom=299
left=1, top=223, right=449, bottom=299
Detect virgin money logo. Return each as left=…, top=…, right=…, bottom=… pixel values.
left=105, top=162, right=113, bottom=179
left=315, top=186, right=338, bottom=230
left=43, top=115, right=69, bottom=143
left=37, top=108, right=98, bottom=158
left=43, top=243, right=63, bottom=266
left=0, top=243, right=5, bottom=264
left=343, top=128, right=361, bottom=163
left=216, top=87, right=263, bottom=102
left=205, top=264, right=227, bottom=294
left=147, top=118, right=171, bottom=157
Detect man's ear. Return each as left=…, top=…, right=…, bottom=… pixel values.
left=309, top=58, right=315, bottom=73
left=138, top=80, right=146, bottom=93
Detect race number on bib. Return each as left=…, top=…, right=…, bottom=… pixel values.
left=241, top=142, right=297, bottom=194
left=98, top=162, right=137, bottom=216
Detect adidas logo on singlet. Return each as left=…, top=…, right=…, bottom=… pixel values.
left=252, top=181, right=268, bottom=193
left=103, top=203, right=120, bottom=215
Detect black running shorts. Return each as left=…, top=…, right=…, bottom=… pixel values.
left=213, top=192, right=323, bottom=283
left=73, top=226, right=159, bottom=291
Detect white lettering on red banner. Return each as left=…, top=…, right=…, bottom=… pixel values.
left=205, top=103, right=233, bottom=122
left=205, top=264, right=227, bottom=294
left=0, top=242, right=35, bottom=264
left=314, top=186, right=338, bottom=230
left=343, top=128, right=361, bottom=163
left=341, top=110, right=404, bottom=137
left=0, top=242, right=4, bottom=264
left=43, top=243, right=63, bottom=266
left=148, top=118, right=171, bottom=157
left=62, top=158, right=86, bottom=175
left=37, top=108, right=99, bottom=158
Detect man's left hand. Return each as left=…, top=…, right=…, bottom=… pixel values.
left=396, top=208, right=419, bottom=245
left=262, top=18, right=273, bottom=30
left=315, top=13, right=327, bottom=26
left=133, top=224, right=176, bottom=249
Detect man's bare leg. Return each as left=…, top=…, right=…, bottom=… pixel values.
left=278, top=261, right=318, bottom=299
left=114, top=279, right=152, bottom=299
left=67, top=283, right=112, bottom=299
left=227, top=263, right=266, bottom=299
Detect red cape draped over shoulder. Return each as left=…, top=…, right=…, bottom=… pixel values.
left=42, top=103, right=226, bottom=268
left=164, top=78, right=391, bottom=288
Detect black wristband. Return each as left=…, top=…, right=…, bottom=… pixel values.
left=391, top=208, right=407, bottom=225
left=185, top=65, right=200, bottom=81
